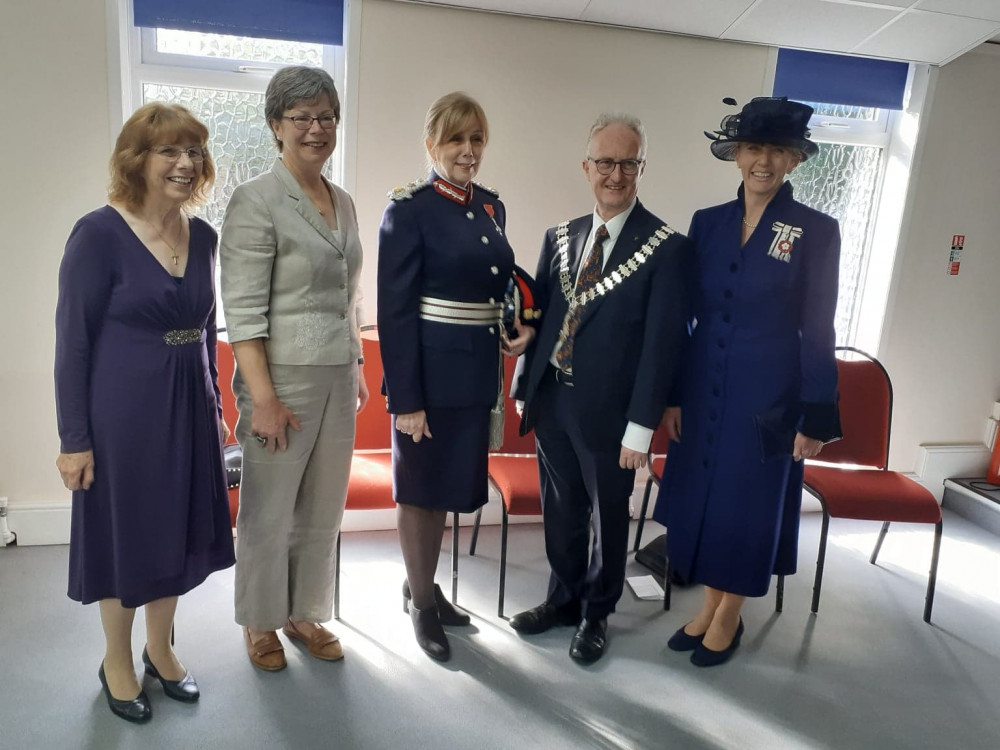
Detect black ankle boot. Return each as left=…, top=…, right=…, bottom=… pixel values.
left=410, top=603, right=450, bottom=662
left=402, top=581, right=471, bottom=627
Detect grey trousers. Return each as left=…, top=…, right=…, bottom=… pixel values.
left=233, top=363, right=357, bottom=629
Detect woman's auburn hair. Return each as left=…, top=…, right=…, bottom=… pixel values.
left=108, top=102, right=215, bottom=211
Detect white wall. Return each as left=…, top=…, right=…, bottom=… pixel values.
left=2, top=0, right=998, bottom=535
left=0, top=0, right=112, bottom=510
left=880, top=45, right=1000, bottom=471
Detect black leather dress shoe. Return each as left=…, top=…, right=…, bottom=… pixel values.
left=98, top=663, right=152, bottom=724
left=569, top=618, right=608, bottom=664
left=691, top=617, right=744, bottom=668
left=410, top=603, right=451, bottom=662
left=142, top=647, right=200, bottom=702
left=402, top=581, right=471, bottom=626
left=509, top=601, right=579, bottom=635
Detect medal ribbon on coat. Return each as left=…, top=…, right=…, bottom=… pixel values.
left=767, top=222, right=803, bottom=263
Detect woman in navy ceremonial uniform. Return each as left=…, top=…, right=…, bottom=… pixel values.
left=654, top=97, right=841, bottom=666
left=378, top=92, right=515, bottom=661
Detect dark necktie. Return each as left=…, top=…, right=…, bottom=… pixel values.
left=555, top=223, right=608, bottom=372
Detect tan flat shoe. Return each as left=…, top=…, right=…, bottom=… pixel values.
left=244, top=627, right=287, bottom=672
left=282, top=620, right=344, bottom=661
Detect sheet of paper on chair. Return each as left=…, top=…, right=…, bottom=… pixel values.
left=627, top=575, right=664, bottom=600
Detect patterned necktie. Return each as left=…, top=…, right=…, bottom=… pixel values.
left=555, top=224, right=608, bottom=372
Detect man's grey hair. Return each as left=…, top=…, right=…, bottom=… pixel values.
left=585, top=113, right=647, bottom=160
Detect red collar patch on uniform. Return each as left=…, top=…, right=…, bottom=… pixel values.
left=433, top=178, right=473, bottom=205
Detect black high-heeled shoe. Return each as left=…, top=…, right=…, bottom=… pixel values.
left=142, top=647, right=200, bottom=702
left=98, top=663, right=152, bottom=723
left=402, top=581, right=471, bottom=626
left=410, top=603, right=451, bottom=662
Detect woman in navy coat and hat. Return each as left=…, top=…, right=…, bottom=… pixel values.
left=654, top=97, right=841, bottom=666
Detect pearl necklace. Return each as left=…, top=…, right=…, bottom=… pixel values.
left=742, top=216, right=759, bottom=230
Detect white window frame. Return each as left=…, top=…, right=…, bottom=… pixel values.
left=763, top=51, right=929, bottom=356
left=106, top=0, right=352, bottom=188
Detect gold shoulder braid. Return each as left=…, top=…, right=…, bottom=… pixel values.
left=388, top=179, right=431, bottom=201
left=554, top=221, right=677, bottom=351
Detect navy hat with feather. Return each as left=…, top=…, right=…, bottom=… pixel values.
left=705, top=97, right=819, bottom=162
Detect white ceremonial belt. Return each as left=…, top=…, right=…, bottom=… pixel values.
left=419, top=296, right=502, bottom=326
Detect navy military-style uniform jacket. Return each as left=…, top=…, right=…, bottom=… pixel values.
left=655, top=181, right=840, bottom=598
left=377, top=173, right=515, bottom=415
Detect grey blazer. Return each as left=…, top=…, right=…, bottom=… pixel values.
left=220, top=159, right=363, bottom=366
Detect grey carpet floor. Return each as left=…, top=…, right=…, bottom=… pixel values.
left=1, top=510, right=999, bottom=750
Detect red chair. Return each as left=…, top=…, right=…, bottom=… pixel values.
left=333, top=326, right=462, bottom=618
left=216, top=340, right=241, bottom=527
left=632, top=427, right=671, bottom=553
left=803, top=347, right=943, bottom=623
left=468, top=361, right=543, bottom=617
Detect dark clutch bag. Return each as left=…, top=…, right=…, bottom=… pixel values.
left=753, top=401, right=843, bottom=463
left=753, top=405, right=799, bottom=463
left=502, top=265, right=542, bottom=340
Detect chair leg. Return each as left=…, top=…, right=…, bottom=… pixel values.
left=924, top=520, right=943, bottom=624
left=451, top=512, right=459, bottom=604
left=334, top=531, right=341, bottom=620
left=469, top=507, right=483, bottom=556
left=662, top=534, right=671, bottom=611
left=870, top=521, right=890, bottom=565
left=812, top=511, right=830, bottom=614
left=776, top=575, right=784, bottom=613
left=498, top=507, right=509, bottom=618
left=633, top=477, right=654, bottom=553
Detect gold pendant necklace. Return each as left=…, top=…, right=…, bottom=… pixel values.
left=146, top=212, right=184, bottom=265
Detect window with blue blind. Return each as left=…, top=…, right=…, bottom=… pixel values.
left=132, top=0, right=344, bottom=46
left=774, top=49, right=908, bottom=111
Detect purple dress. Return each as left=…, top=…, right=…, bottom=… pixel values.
left=55, top=206, right=235, bottom=608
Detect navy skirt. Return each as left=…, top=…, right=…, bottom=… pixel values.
left=391, top=405, right=489, bottom=513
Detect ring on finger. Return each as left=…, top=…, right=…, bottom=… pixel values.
left=255, top=435, right=267, bottom=446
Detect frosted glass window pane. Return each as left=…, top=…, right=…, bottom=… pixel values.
left=805, top=102, right=880, bottom=121
left=143, top=84, right=278, bottom=230
left=788, top=143, right=883, bottom=346
left=155, top=29, right=322, bottom=66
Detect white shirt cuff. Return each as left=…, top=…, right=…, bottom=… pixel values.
left=622, top=422, right=653, bottom=454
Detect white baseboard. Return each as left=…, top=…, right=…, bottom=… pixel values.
left=9, top=445, right=983, bottom=546
left=912, top=443, right=991, bottom=502
left=6, top=501, right=72, bottom=547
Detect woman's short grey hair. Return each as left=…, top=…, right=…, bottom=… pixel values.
left=585, top=113, right=647, bottom=160
left=265, top=66, right=340, bottom=151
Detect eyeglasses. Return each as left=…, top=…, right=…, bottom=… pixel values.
left=587, top=157, right=644, bottom=176
left=153, top=146, right=206, bottom=163
left=283, top=114, right=338, bottom=131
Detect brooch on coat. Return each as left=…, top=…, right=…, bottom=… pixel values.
left=767, top=222, right=803, bottom=263
left=483, top=204, right=503, bottom=235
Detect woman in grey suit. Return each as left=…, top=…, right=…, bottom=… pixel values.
left=220, top=66, right=366, bottom=671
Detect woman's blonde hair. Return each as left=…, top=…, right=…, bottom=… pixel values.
left=108, top=102, right=215, bottom=210
left=423, top=92, right=489, bottom=170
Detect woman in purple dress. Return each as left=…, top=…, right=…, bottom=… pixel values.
left=54, top=103, right=235, bottom=723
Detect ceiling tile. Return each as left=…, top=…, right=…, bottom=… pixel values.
left=917, top=0, right=1000, bottom=22
left=581, top=0, right=756, bottom=37
left=404, top=0, right=592, bottom=18
left=824, top=0, right=915, bottom=7
left=724, top=0, right=899, bottom=51
left=853, top=10, right=1000, bottom=63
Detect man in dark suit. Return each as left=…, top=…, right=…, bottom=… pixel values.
left=508, top=113, right=692, bottom=664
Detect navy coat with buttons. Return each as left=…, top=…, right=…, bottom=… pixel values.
left=654, top=182, right=840, bottom=598
left=377, top=174, right=514, bottom=415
